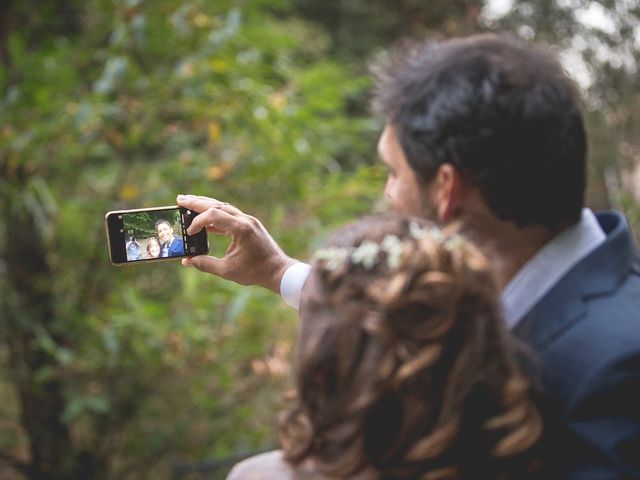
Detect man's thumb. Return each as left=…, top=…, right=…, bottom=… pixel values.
left=183, top=255, right=225, bottom=277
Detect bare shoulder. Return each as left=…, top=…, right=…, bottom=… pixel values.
left=226, top=450, right=296, bottom=480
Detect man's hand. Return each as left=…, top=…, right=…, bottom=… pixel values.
left=176, top=194, right=297, bottom=293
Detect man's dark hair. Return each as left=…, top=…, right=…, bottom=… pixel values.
left=373, top=33, right=587, bottom=229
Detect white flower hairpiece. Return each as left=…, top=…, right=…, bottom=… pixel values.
left=350, top=241, right=380, bottom=270
left=312, top=223, right=465, bottom=272
left=312, top=246, right=349, bottom=271
left=443, top=234, right=464, bottom=251
left=410, top=221, right=464, bottom=251
left=409, top=221, right=444, bottom=242
left=381, top=234, right=404, bottom=269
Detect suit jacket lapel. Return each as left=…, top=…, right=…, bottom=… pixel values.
left=513, top=212, right=637, bottom=350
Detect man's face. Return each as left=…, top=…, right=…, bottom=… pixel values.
left=378, top=125, right=436, bottom=220
left=157, top=222, right=174, bottom=244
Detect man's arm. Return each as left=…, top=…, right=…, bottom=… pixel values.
left=177, top=194, right=300, bottom=293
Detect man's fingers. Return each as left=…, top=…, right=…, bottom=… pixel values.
left=186, top=206, right=237, bottom=235
left=187, top=195, right=243, bottom=216
left=206, top=225, right=225, bottom=235
left=178, top=194, right=248, bottom=232
left=177, top=194, right=225, bottom=213
left=187, top=206, right=258, bottom=240
left=214, top=203, right=244, bottom=216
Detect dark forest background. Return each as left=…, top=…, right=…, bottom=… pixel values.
left=2, top=0, right=640, bottom=478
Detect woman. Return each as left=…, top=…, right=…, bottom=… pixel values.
left=228, top=215, right=561, bottom=479
left=146, top=236, right=161, bottom=259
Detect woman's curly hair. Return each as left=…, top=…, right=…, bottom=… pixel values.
left=279, top=214, right=545, bottom=479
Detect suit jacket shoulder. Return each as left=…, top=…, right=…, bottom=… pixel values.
left=514, top=211, right=640, bottom=479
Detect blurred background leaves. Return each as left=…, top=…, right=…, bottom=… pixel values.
left=1, top=0, right=639, bottom=478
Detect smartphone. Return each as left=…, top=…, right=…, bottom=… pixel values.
left=105, top=206, right=209, bottom=265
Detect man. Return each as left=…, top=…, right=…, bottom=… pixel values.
left=178, top=33, right=640, bottom=478
left=155, top=219, right=184, bottom=258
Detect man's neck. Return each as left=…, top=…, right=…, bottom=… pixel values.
left=458, top=211, right=559, bottom=291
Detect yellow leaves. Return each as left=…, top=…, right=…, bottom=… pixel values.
left=269, top=91, right=287, bottom=110
left=192, top=13, right=211, bottom=28
left=206, top=162, right=234, bottom=181
left=65, top=103, right=78, bottom=115
left=211, top=59, right=229, bottom=73
left=119, top=184, right=139, bottom=201
left=208, top=121, right=221, bottom=143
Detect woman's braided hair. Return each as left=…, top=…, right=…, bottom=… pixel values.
left=279, top=214, right=544, bottom=479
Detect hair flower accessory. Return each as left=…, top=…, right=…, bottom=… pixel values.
left=409, top=221, right=463, bottom=251
left=312, top=246, right=349, bottom=271
left=313, top=221, right=465, bottom=273
left=351, top=241, right=380, bottom=270
left=444, top=234, right=464, bottom=251
left=381, top=234, right=404, bottom=269
left=409, top=221, right=445, bottom=242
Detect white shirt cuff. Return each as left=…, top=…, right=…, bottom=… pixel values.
left=280, top=262, right=312, bottom=310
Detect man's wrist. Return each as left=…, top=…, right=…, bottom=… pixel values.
left=264, top=256, right=298, bottom=293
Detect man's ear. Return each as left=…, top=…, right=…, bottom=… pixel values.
left=431, top=163, right=467, bottom=223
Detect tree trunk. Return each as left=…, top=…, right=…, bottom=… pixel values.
left=3, top=172, right=90, bottom=478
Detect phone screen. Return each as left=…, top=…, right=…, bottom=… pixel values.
left=105, top=206, right=208, bottom=265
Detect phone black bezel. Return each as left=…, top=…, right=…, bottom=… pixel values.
left=105, top=205, right=209, bottom=265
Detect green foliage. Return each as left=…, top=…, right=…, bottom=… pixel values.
left=293, top=0, right=484, bottom=59
left=0, top=0, right=382, bottom=477
left=1, top=0, right=535, bottom=477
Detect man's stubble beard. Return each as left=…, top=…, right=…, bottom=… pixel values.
left=374, top=191, right=440, bottom=225
left=419, top=196, right=440, bottom=225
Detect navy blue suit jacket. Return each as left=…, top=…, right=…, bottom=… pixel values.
left=167, top=237, right=184, bottom=257
left=514, top=212, right=640, bottom=479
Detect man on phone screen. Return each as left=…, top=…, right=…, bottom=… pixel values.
left=156, top=219, right=184, bottom=257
